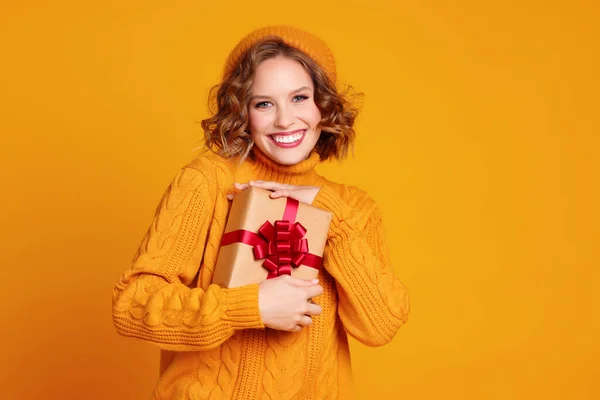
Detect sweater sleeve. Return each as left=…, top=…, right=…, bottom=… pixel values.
left=311, top=183, right=410, bottom=347
left=112, top=165, right=264, bottom=352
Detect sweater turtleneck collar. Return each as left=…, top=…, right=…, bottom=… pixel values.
left=247, top=146, right=321, bottom=184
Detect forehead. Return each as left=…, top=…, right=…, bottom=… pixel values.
left=252, top=56, right=313, bottom=93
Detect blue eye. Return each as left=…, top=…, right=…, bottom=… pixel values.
left=255, top=101, right=271, bottom=109
left=254, top=95, right=308, bottom=109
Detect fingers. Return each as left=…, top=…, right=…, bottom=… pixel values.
left=286, top=276, right=319, bottom=287
left=305, top=302, right=323, bottom=317
left=234, top=181, right=303, bottom=201
left=296, top=315, right=313, bottom=327
left=303, top=283, right=324, bottom=299
left=290, top=315, right=313, bottom=332
left=227, top=182, right=251, bottom=201
left=269, top=189, right=292, bottom=199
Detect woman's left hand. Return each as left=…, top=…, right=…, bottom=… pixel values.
left=227, top=180, right=320, bottom=205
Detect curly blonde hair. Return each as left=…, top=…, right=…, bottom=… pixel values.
left=200, top=36, right=363, bottom=162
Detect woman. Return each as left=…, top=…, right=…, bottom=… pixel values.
left=112, top=25, right=410, bottom=400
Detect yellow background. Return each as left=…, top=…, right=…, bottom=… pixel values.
left=1, top=0, right=598, bottom=399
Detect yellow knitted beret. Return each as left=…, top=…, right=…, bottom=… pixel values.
left=223, top=25, right=337, bottom=84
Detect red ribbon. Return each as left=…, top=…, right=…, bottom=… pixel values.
left=220, top=198, right=322, bottom=278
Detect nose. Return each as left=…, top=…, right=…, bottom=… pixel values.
left=274, top=104, right=294, bottom=129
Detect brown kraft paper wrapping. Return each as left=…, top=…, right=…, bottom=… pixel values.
left=212, top=186, right=332, bottom=288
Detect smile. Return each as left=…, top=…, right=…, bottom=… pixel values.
left=269, top=129, right=307, bottom=148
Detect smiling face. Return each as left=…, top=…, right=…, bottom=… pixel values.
left=248, top=56, right=322, bottom=165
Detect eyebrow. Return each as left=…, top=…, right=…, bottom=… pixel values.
left=250, top=86, right=312, bottom=101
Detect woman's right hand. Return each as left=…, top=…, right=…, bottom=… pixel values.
left=258, top=275, right=323, bottom=332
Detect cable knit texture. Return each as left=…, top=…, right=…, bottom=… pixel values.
left=223, top=25, right=337, bottom=85
left=112, top=147, right=410, bottom=399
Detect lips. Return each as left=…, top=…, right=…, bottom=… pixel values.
left=269, top=129, right=307, bottom=148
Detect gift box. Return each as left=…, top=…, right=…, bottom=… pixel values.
left=212, top=186, right=332, bottom=288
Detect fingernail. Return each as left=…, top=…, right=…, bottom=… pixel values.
left=311, top=279, right=319, bottom=283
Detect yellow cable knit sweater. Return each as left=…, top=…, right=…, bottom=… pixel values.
left=112, top=147, right=410, bottom=400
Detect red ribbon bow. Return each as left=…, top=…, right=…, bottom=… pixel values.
left=220, top=197, right=322, bottom=279
left=253, top=220, right=309, bottom=278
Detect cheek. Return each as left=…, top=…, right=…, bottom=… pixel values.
left=296, top=104, right=321, bottom=129
left=301, top=104, right=322, bottom=128
left=248, top=110, right=269, bottom=134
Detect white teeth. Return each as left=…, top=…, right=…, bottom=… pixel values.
left=273, top=131, right=304, bottom=143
